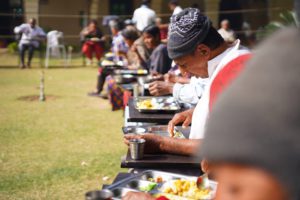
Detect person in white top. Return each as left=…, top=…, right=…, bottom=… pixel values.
left=124, top=8, right=250, bottom=157
left=132, top=0, right=156, bottom=32
left=168, top=0, right=183, bottom=16
left=14, top=18, right=46, bottom=68
left=218, top=19, right=236, bottom=43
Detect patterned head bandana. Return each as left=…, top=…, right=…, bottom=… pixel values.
left=167, top=8, right=212, bottom=59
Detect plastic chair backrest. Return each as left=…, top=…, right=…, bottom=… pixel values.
left=47, top=30, right=64, bottom=47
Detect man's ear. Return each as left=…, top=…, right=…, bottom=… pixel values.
left=196, top=44, right=210, bottom=57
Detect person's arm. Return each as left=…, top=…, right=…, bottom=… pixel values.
left=168, top=108, right=195, bottom=135
left=14, top=24, right=26, bottom=34
left=124, top=133, right=201, bottom=156
left=148, top=81, right=174, bottom=96
left=122, top=192, right=154, bottom=200
left=173, top=77, right=208, bottom=105
left=37, top=27, right=46, bottom=38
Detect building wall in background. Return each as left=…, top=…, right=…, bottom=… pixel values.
left=3, top=0, right=294, bottom=47
left=39, top=0, right=88, bottom=46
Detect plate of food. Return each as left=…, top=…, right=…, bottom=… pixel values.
left=90, top=37, right=101, bottom=42
left=134, top=97, right=181, bottom=113
left=106, top=170, right=217, bottom=200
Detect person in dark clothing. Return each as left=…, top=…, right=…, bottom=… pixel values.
left=143, top=25, right=172, bottom=74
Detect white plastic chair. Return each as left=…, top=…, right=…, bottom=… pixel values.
left=45, top=30, right=67, bottom=68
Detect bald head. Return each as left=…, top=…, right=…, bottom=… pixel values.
left=220, top=19, right=230, bottom=30
left=29, top=18, right=36, bottom=28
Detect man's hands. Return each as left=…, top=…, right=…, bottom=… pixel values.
left=149, top=81, right=174, bottom=96
left=122, top=191, right=155, bottom=200
left=124, top=134, right=164, bottom=154
left=168, top=108, right=195, bottom=136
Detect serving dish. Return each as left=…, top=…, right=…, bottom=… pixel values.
left=122, top=125, right=186, bottom=139
left=113, top=74, right=137, bottom=84
left=106, top=170, right=217, bottom=200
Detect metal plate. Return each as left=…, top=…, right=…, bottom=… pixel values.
left=134, top=97, right=181, bottom=113
left=114, top=69, right=148, bottom=76
left=122, top=125, right=186, bottom=139
left=106, top=170, right=217, bottom=200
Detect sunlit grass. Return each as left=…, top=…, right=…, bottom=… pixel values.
left=0, top=67, right=127, bottom=199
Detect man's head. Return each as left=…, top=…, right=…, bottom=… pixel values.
left=121, top=27, right=139, bottom=47
left=168, top=8, right=224, bottom=77
left=220, top=19, right=230, bottom=30
left=109, top=20, right=123, bottom=36
left=168, top=0, right=179, bottom=11
left=29, top=18, right=36, bottom=28
left=141, top=0, right=150, bottom=6
left=142, top=25, right=160, bottom=49
left=88, top=19, right=98, bottom=30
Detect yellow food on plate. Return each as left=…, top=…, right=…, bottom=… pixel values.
left=161, top=179, right=211, bottom=200
left=137, top=99, right=153, bottom=109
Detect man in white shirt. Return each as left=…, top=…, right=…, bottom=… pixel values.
left=124, top=8, right=250, bottom=156
left=168, top=0, right=183, bottom=16
left=132, top=0, right=156, bottom=32
left=218, top=19, right=236, bottom=43
left=14, top=18, right=46, bottom=68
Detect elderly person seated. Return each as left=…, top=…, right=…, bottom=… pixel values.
left=14, top=18, right=46, bottom=69
left=217, top=19, right=236, bottom=44
left=80, top=20, right=104, bottom=65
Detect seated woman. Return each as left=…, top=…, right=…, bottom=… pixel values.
left=80, top=20, right=104, bottom=65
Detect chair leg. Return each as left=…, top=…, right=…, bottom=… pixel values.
left=67, top=46, right=72, bottom=67
left=61, top=46, right=67, bottom=67
left=45, top=47, right=50, bottom=68
left=39, top=48, right=44, bottom=68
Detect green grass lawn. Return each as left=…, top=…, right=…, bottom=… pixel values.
left=0, top=67, right=127, bottom=199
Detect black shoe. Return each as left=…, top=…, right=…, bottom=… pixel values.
left=87, top=92, right=100, bottom=97
left=19, top=64, right=26, bottom=69
left=99, top=93, right=108, bottom=99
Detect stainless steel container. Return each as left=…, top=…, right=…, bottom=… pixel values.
left=85, top=189, right=113, bottom=200
left=129, top=139, right=145, bottom=160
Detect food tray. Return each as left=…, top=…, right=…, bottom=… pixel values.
left=134, top=97, right=181, bottom=113
left=106, top=170, right=217, bottom=200
left=122, top=125, right=187, bottom=139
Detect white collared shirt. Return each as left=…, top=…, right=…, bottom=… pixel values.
left=173, top=77, right=208, bottom=105
left=189, top=40, right=250, bottom=139
left=14, top=24, right=45, bottom=48
left=132, top=5, right=156, bottom=32
left=218, top=28, right=236, bottom=43
left=173, top=6, right=183, bottom=15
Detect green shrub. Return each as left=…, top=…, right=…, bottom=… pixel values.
left=7, top=42, right=18, bottom=54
